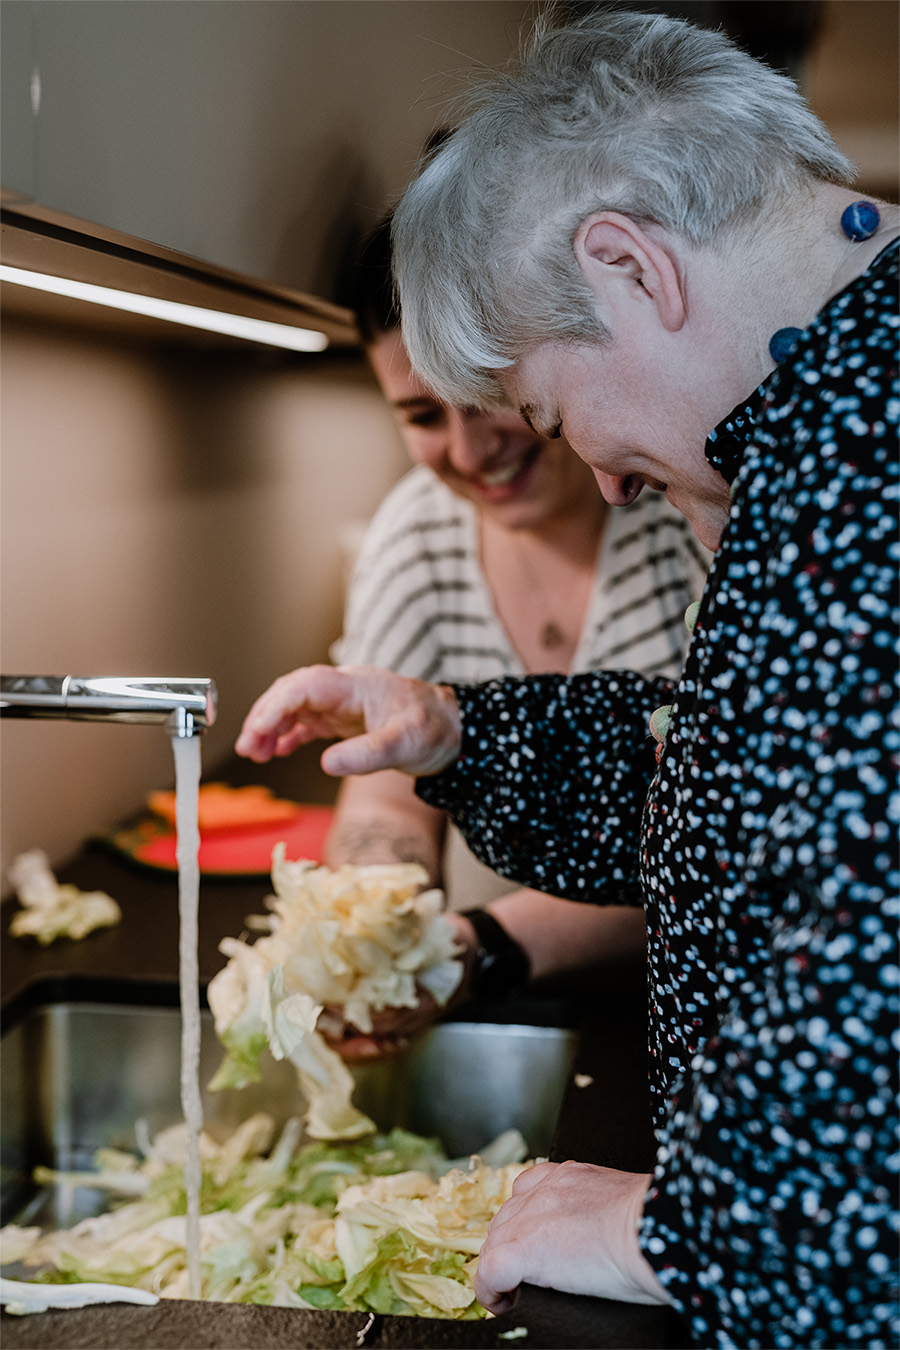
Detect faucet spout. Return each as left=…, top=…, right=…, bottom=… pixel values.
left=0, top=676, right=217, bottom=732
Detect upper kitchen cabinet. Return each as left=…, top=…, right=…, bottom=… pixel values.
left=1, top=2, right=37, bottom=202
left=0, top=0, right=532, bottom=300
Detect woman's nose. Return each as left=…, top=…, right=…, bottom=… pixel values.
left=593, top=472, right=645, bottom=506
left=445, top=409, right=503, bottom=473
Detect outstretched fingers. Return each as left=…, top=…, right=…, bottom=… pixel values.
left=236, top=666, right=362, bottom=763
left=236, top=664, right=462, bottom=778
left=320, top=726, right=405, bottom=776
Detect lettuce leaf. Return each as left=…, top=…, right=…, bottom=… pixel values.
left=1, top=1118, right=528, bottom=1317
left=206, top=850, right=463, bottom=1141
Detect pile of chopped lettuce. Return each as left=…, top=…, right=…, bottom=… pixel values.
left=0, top=852, right=500, bottom=1319
left=0, top=1115, right=530, bottom=1318
left=207, top=848, right=463, bottom=1140
left=6, top=850, right=121, bottom=946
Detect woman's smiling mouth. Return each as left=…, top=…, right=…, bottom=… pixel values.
left=470, top=442, right=543, bottom=497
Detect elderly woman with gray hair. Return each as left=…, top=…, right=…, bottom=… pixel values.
left=238, top=10, right=898, bottom=1347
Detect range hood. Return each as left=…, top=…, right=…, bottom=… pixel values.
left=0, top=199, right=358, bottom=352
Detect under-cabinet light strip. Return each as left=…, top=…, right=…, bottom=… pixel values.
left=0, top=264, right=329, bottom=352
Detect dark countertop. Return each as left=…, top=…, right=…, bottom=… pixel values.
left=1, top=829, right=689, bottom=1350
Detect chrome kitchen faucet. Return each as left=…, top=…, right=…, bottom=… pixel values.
left=0, top=675, right=217, bottom=738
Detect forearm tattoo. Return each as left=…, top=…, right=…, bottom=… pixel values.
left=329, top=816, right=438, bottom=876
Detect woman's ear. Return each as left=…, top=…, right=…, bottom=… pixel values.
left=573, top=212, right=686, bottom=333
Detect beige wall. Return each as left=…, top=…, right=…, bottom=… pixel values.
left=2, top=0, right=895, bottom=888
left=806, top=0, right=899, bottom=200
left=0, top=321, right=408, bottom=876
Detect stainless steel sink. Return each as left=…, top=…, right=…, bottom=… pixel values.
left=1, top=1000, right=577, bottom=1231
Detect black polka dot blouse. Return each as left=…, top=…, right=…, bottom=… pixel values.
left=418, top=238, right=899, bottom=1348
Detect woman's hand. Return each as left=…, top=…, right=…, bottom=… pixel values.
left=235, top=664, right=461, bottom=778
left=319, top=992, right=447, bottom=1061
left=474, top=1161, right=669, bottom=1313
left=320, top=913, right=478, bottom=1061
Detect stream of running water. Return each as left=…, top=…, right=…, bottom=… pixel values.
left=172, top=732, right=203, bottom=1300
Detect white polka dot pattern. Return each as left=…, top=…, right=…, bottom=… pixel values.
left=418, top=239, right=899, bottom=1347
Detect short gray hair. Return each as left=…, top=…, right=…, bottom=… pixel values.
left=392, top=8, right=854, bottom=407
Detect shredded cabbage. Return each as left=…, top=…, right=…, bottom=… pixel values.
left=206, top=848, right=464, bottom=1139
left=6, top=850, right=121, bottom=945
left=0, top=852, right=510, bottom=1318
left=0, top=1116, right=529, bottom=1318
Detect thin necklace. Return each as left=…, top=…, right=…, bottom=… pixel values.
left=507, top=528, right=597, bottom=653
left=507, top=533, right=568, bottom=649
left=480, top=498, right=607, bottom=662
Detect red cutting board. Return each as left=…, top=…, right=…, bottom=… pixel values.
left=105, top=803, right=335, bottom=877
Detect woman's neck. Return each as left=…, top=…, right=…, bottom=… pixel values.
left=490, top=482, right=609, bottom=564
left=702, top=185, right=900, bottom=397
left=478, top=488, right=609, bottom=675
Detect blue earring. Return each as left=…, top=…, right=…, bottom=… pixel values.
left=769, top=326, right=804, bottom=364
left=769, top=201, right=882, bottom=366
left=840, top=201, right=880, bottom=241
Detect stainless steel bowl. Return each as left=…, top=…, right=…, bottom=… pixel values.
left=1, top=1000, right=577, bottom=1230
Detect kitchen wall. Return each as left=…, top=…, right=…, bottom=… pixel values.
left=1, top=0, right=896, bottom=884
left=805, top=0, right=899, bottom=198
left=0, top=323, right=408, bottom=876
left=1, top=0, right=537, bottom=881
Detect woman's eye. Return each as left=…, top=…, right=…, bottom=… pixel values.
left=405, top=409, right=444, bottom=429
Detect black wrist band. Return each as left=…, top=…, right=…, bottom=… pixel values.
left=460, top=908, right=531, bottom=1001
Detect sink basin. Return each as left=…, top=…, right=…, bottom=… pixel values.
left=1, top=998, right=577, bottom=1231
